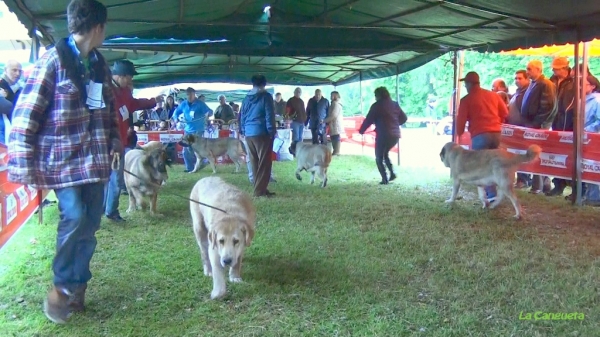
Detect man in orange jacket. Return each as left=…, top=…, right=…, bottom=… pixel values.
left=456, top=71, right=509, bottom=202
left=104, top=60, right=163, bottom=222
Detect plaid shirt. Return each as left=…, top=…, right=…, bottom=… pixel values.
left=7, top=38, right=119, bottom=190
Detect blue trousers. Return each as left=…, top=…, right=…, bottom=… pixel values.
left=53, top=182, right=105, bottom=291
left=290, top=121, right=304, bottom=143
left=104, top=148, right=128, bottom=217
left=183, top=131, right=209, bottom=171
left=471, top=132, right=501, bottom=199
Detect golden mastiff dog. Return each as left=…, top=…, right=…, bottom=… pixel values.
left=179, top=134, right=246, bottom=174
left=291, top=141, right=332, bottom=188
left=190, top=176, right=256, bottom=299
left=124, top=146, right=170, bottom=216
left=440, top=142, right=541, bottom=219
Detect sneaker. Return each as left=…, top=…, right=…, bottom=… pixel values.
left=389, top=173, right=397, bottom=182
left=106, top=214, right=126, bottom=222
left=255, top=190, right=276, bottom=198
left=44, top=287, right=71, bottom=324
left=379, top=180, right=389, bottom=185
left=68, top=284, right=87, bottom=313
left=529, top=189, right=542, bottom=194
left=487, top=196, right=497, bottom=203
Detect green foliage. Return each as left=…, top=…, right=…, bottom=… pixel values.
left=275, top=52, right=600, bottom=119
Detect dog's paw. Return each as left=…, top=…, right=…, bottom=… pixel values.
left=295, top=173, right=302, bottom=181
left=203, top=269, right=212, bottom=277
left=229, top=276, right=243, bottom=283
left=210, top=289, right=227, bottom=300
left=444, top=199, right=455, bottom=204
left=126, top=208, right=134, bottom=213
left=513, top=214, right=522, bottom=220
left=151, top=212, right=164, bottom=217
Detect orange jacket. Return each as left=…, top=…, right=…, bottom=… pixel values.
left=456, top=87, right=508, bottom=137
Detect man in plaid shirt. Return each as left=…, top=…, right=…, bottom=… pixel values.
left=7, top=0, right=121, bottom=324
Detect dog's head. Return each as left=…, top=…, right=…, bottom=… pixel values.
left=178, top=133, right=197, bottom=148
left=208, top=220, right=254, bottom=268
left=440, top=142, right=459, bottom=168
left=144, top=148, right=171, bottom=182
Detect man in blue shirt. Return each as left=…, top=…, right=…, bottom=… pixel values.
left=172, top=87, right=213, bottom=172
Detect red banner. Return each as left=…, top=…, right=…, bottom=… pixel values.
left=458, top=125, right=600, bottom=184
left=0, top=144, right=50, bottom=249
left=342, top=116, right=400, bottom=153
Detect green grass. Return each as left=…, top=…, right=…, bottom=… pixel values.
left=1, top=155, right=600, bottom=337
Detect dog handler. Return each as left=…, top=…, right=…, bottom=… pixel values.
left=358, top=87, right=407, bottom=185
left=239, top=75, right=277, bottom=197
left=172, top=87, right=213, bottom=172
left=456, top=71, right=509, bottom=202
left=105, top=60, right=163, bottom=222
left=7, top=0, right=121, bottom=323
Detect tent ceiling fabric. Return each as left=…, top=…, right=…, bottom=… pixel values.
left=4, top=0, right=600, bottom=87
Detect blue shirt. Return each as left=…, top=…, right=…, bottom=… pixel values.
left=172, top=99, right=213, bottom=134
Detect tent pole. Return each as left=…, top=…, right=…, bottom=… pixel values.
left=575, top=40, right=589, bottom=206
left=396, top=65, right=400, bottom=166
left=451, top=51, right=459, bottom=143
left=572, top=36, right=581, bottom=205
left=359, top=71, right=363, bottom=115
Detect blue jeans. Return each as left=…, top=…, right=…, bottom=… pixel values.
left=104, top=149, right=128, bottom=217
left=53, top=182, right=105, bottom=291
left=290, top=121, right=304, bottom=143
left=471, top=132, right=501, bottom=199
left=183, top=131, right=209, bottom=171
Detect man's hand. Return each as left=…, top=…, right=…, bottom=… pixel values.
left=0, top=89, right=7, bottom=98
left=111, top=138, right=123, bottom=155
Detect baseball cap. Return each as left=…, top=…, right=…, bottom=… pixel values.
left=551, top=57, right=569, bottom=70
left=459, top=71, right=480, bottom=84
left=112, top=60, right=138, bottom=76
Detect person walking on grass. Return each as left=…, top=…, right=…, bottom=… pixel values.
left=7, top=0, right=121, bottom=324
left=239, top=74, right=277, bottom=197
left=359, top=87, right=407, bottom=185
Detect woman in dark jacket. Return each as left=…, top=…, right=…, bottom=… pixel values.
left=359, top=87, right=408, bottom=184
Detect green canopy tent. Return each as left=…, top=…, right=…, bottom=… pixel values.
left=5, top=0, right=600, bottom=87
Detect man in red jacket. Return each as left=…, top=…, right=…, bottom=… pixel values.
left=104, top=60, right=163, bottom=222
left=456, top=71, right=508, bottom=202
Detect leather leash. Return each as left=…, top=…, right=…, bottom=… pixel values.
left=122, top=168, right=228, bottom=214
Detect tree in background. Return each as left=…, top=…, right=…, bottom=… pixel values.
left=285, top=52, right=600, bottom=119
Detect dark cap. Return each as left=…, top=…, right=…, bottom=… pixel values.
left=185, top=87, right=195, bottom=93
left=112, top=60, right=138, bottom=76
left=459, top=71, right=480, bottom=83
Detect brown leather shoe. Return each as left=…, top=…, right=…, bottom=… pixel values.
left=44, top=287, right=71, bottom=324
left=68, top=284, right=87, bottom=312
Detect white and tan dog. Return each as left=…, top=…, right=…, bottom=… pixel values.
left=290, top=141, right=332, bottom=188
left=440, top=142, right=541, bottom=219
left=190, top=176, right=256, bottom=299
left=124, top=146, right=170, bottom=215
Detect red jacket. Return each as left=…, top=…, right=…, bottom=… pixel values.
left=457, top=86, right=508, bottom=138
left=112, top=84, right=156, bottom=144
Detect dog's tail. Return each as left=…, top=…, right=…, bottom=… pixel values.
left=512, top=144, right=542, bottom=164
left=238, top=139, right=247, bottom=155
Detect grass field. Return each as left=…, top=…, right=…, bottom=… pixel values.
left=1, top=153, right=599, bottom=337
